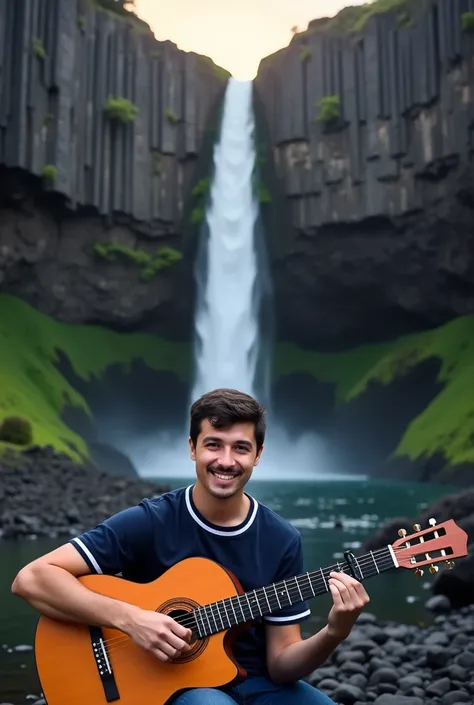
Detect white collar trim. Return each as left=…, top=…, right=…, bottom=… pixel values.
left=185, top=485, right=259, bottom=536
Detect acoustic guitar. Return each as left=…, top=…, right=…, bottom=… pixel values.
left=34, top=517, right=468, bottom=705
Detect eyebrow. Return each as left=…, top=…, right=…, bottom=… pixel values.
left=203, top=436, right=253, bottom=449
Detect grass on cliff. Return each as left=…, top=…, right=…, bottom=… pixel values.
left=275, top=315, right=474, bottom=466
left=0, top=295, right=191, bottom=461
left=304, top=0, right=423, bottom=35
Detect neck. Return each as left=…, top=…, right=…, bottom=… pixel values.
left=192, top=483, right=250, bottom=527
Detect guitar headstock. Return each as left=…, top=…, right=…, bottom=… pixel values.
left=391, top=517, right=468, bottom=577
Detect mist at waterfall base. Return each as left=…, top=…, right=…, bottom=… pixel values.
left=104, top=79, right=363, bottom=482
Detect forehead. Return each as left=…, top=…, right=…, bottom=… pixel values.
left=199, top=418, right=256, bottom=444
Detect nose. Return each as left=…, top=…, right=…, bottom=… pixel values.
left=218, top=447, right=235, bottom=468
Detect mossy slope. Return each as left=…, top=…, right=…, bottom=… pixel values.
left=275, top=316, right=474, bottom=466
left=0, top=295, right=190, bottom=460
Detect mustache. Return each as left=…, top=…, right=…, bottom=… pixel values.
left=207, top=463, right=241, bottom=475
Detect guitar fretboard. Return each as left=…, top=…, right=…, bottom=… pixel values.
left=192, top=546, right=395, bottom=638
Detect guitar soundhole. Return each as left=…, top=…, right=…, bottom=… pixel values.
left=156, top=597, right=209, bottom=664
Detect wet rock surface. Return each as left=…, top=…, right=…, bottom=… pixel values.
left=0, top=445, right=169, bottom=539
left=309, top=608, right=474, bottom=705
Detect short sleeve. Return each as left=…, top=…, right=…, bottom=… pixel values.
left=69, top=502, right=153, bottom=576
left=264, top=532, right=312, bottom=625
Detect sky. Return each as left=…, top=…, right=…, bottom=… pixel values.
left=135, top=0, right=367, bottom=80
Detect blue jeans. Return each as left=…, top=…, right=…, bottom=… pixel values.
left=172, top=676, right=336, bottom=704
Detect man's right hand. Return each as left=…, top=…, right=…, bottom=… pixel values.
left=124, top=609, right=193, bottom=662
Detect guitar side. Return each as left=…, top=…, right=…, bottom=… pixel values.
left=34, top=557, right=245, bottom=705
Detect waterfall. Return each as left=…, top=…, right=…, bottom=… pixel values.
left=192, top=78, right=264, bottom=401
left=121, top=78, right=354, bottom=480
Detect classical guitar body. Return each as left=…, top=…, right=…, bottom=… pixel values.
left=35, top=557, right=245, bottom=705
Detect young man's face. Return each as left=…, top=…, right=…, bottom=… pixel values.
left=189, top=418, right=263, bottom=500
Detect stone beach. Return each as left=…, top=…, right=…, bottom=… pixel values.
left=309, top=608, right=474, bottom=705
left=0, top=446, right=169, bottom=540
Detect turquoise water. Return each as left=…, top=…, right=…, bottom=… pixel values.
left=0, top=477, right=452, bottom=703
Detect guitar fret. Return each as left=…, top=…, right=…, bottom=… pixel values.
left=370, top=550, right=380, bottom=574
left=294, top=576, right=304, bottom=602
left=227, top=597, right=238, bottom=625
left=262, top=586, right=272, bottom=612
left=195, top=609, right=205, bottom=638
left=253, top=590, right=263, bottom=617
left=273, top=584, right=282, bottom=609
left=283, top=580, right=292, bottom=605
left=354, top=555, right=364, bottom=579
left=202, top=605, right=212, bottom=633
left=320, top=567, right=328, bottom=591
left=235, top=595, right=246, bottom=622
left=208, top=604, right=219, bottom=632
left=306, top=572, right=315, bottom=596
left=215, top=602, right=225, bottom=629
left=244, top=593, right=254, bottom=619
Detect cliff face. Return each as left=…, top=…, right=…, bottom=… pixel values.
left=0, top=0, right=228, bottom=338
left=254, top=0, right=474, bottom=350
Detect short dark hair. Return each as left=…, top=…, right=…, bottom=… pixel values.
left=190, top=388, right=266, bottom=453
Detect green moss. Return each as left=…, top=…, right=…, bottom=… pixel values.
left=0, top=295, right=191, bottom=461
left=275, top=315, right=474, bottom=467
left=166, top=108, right=178, bottom=124
left=104, top=97, right=138, bottom=124
left=192, top=178, right=211, bottom=198
left=42, top=165, right=58, bottom=184
left=300, top=45, right=312, bottom=62
left=94, top=243, right=182, bottom=279
left=190, top=207, right=205, bottom=226
left=32, top=37, right=46, bottom=60
left=318, top=96, right=341, bottom=124
left=462, top=12, right=474, bottom=32
left=0, top=417, right=33, bottom=446
left=257, top=182, right=271, bottom=204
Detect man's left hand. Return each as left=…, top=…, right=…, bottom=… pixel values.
left=326, top=571, right=370, bottom=641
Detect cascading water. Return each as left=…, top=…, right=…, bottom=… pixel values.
left=192, top=79, right=263, bottom=401
left=120, top=77, right=351, bottom=479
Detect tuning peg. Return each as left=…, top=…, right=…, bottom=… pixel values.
left=445, top=560, right=455, bottom=570
left=429, top=564, right=439, bottom=574
left=413, top=523, right=421, bottom=531
left=428, top=517, right=437, bottom=526
left=398, top=528, right=407, bottom=537
left=414, top=568, right=424, bottom=577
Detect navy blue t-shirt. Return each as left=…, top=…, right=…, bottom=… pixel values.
left=69, top=485, right=311, bottom=676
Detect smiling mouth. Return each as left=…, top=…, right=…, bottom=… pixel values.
left=209, top=470, right=240, bottom=481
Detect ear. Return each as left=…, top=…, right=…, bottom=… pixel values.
left=254, top=444, right=264, bottom=466
left=189, top=436, right=196, bottom=461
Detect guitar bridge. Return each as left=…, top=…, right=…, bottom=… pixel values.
left=89, top=626, right=120, bottom=702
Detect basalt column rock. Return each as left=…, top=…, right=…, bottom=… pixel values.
left=254, top=0, right=474, bottom=350
left=0, top=0, right=229, bottom=338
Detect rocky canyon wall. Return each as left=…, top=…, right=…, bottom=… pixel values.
left=254, top=0, right=474, bottom=350
left=0, top=0, right=228, bottom=337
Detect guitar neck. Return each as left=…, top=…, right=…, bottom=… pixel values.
left=194, top=546, right=396, bottom=638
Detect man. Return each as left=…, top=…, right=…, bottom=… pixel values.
left=12, top=388, right=370, bottom=705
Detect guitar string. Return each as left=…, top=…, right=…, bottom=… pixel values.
left=104, top=551, right=405, bottom=655
left=57, top=546, right=408, bottom=659
left=88, top=542, right=432, bottom=653
left=120, top=542, right=429, bottom=648
left=93, top=546, right=396, bottom=650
